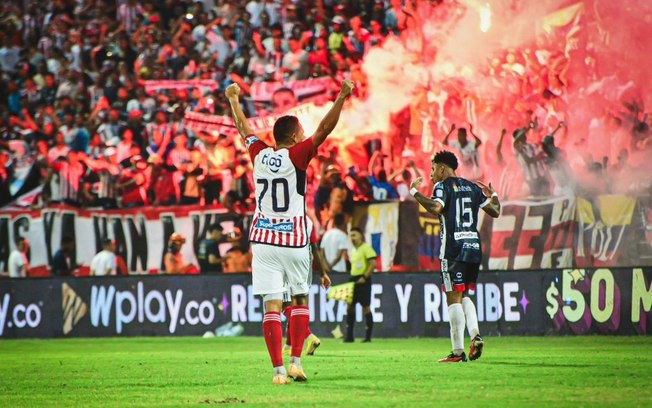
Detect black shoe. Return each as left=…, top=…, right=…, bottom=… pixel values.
left=343, top=338, right=354, bottom=343
left=469, top=335, right=484, bottom=361
left=438, top=351, right=467, bottom=363
left=362, top=338, right=371, bottom=343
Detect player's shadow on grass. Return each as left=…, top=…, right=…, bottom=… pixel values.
left=490, top=360, right=594, bottom=368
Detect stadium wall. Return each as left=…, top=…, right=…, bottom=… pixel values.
left=1, top=269, right=650, bottom=339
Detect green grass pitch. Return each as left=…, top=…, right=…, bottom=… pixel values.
left=1, top=336, right=650, bottom=407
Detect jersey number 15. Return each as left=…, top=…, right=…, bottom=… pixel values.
left=455, top=197, right=473, bottom=228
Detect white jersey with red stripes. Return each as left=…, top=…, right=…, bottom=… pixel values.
left=245, top=134, right=316, bottom=248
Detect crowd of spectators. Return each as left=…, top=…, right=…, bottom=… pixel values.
left=1, top=0, right=651, bottom=232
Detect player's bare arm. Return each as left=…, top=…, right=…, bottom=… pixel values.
left=313, top=244, right=332, bottom=289
left=476, top=180, right=501, bottom=218
left=312, top=79, right=354, bottom=148
left=357, top=259, right=376, bottom=284
left=410, top=177, right=444, bottom=216
left=225, top=83, right=255, bottom=140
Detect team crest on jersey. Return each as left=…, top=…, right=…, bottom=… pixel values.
left=245, top=135, right=259, bottom=148
left=435, top=188, right=444, bottom=198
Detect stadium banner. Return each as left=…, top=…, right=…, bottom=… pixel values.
left=1, top=196, right=651, bottom=275
left=183, top=103, right=317, bottom=138
left=351, top=202, right=400, bottom=271
left=141, top=80, right=219, bottom=93
left=574, top=195, right=649, bottom=267
left=478, top=195, right=576, bottom=270
left=1, top=268, right=650, bottom=338
left=0, top=205, right=251, bottom=276
left=249, top=77, right=334, bottom=102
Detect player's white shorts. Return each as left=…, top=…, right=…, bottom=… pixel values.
left=252, top=243, right=310, bottom=296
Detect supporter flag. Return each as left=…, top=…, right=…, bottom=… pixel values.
left=576, top=195, right=637, bottom=266
left=327, top=282, right=355, bottom=304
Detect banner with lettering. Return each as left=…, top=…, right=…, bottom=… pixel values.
left=183, top=103, right=318, bottom=138
left=249, top=77, right=334, bottom=102
left=1, top=269, right=650, bottom=338
left=478, top=195, right=577, bottom=270
left=0, top=205, right=250, bottom=276
left=141, top=80, right=219, bottom=93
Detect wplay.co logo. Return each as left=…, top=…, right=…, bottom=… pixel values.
left=62, top=283, right=88, bottom=335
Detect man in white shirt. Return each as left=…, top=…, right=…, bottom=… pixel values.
left=9, top=238, right=30, bottom=278
left=320, top=214, right=349, bottom=273
left=90, top=239, right=117, bottom=276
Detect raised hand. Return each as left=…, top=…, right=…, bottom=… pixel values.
left=410, top=176, right=423, bottom=190
left=225, top=83, right=240, bottom=100
left=339, top=79, right=355, bottom=98
left=475, top=180, right=495, bottom=197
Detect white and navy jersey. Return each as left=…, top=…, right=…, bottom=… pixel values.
left=432, top=177, right=491, bottom=263
left=246, top=134, right=316, bottom=247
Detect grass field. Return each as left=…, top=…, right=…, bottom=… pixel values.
left=1, top=336, right=651, bottom=407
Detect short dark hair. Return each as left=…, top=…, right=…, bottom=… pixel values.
left=333, top=213, right=346, bottom=227
left=273, top=115, right=300, bottom=144
left=350, top=227, right=363, bottom=235
left=208, top=223, right=223, bottom=233
left=432, top=150, right=458, bottom=170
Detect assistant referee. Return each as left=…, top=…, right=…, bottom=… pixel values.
left=344, top=227, right=377, bottom=343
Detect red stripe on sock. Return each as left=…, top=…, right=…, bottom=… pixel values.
left=263, top=312, right=283, bottom=367
left=290, top=306, right=310, bottom=358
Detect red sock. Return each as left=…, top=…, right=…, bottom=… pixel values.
left=283, top=306, right=292, bottom=346
left=263, top=312, right=283, bottom=367
left=290, top=306, right=310, bottom=358
left=305, top=326, right=312, bottom=337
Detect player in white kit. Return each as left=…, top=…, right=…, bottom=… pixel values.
left=225, top=79, right=354, bottom=385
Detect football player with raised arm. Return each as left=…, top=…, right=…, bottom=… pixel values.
left=410, top=151, right=500, bottom=362
left=225, top=79, right=354, bottom=384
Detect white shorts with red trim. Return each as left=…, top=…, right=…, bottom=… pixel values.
left=252, top=243, right=310, bottom=296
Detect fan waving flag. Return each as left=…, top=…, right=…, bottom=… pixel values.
left=326, top=282, right=355, bottom=304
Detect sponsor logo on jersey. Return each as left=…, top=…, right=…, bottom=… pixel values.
left=454, top=231, right=479, bottom=240
left=256, top=218, right=294, bottom=232
left=452, top=183, right=473, bottom=192
left=462, top=242, right=480, bottom=250
left=261, top=153, right=283, bottom=173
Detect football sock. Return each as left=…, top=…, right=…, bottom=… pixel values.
left=263, top=311, right=284, bottom=368
left=283, top=306, right=292, bottom=346
left=346, top=312, right=355, bottom=340
left=305, top=326, right=312, bottom=337
left=290, top=306, right=310, bottom=358
left=462, top=297, right=480, bottom=339
left=448, top=303, right=466, bottom=356
left=364, top=312, right=373, bottom=341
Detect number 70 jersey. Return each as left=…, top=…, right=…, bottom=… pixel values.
left=246, top=135, right=316, bottom=247
left=432, top=177, right=491, bottom=263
